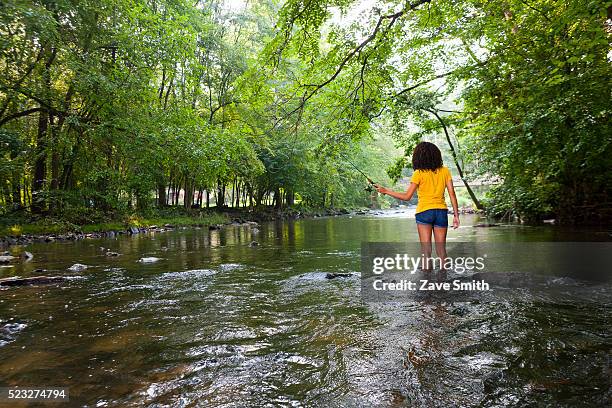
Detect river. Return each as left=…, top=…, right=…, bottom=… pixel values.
left=0, top=209, right=610, bottom=407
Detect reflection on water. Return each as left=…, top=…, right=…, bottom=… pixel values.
left=0, top=210, right=610, bottom=407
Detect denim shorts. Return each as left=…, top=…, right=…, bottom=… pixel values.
left=415, top=209, right=449, bottom=228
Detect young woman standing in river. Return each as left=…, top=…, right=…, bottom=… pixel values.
left=374, top=141, right=459, bottom=270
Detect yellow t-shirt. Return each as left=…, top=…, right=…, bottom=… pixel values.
left=410, top=166, right=452, bottom=214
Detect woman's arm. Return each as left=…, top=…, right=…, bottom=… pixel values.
left=374, top=182, right=418, bottom=202
left=445, top=178, right=460, bottom=229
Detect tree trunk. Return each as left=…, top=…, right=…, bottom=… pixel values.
left=426, top=109, right=483, bottom=210
left=274, top=188, right=282, bottom=210
left=173, top=176, right=182, bottom=206
left=216, top=181, right=225, bottom=208
left=286, top=189, right=294, bottom=206
left=183, top=177, right=194, bottom=209
left=234, top=182, right=238, bottom=208
left=255, top=189, right=263, bottom=207
left=11, top=174, right=21, bottom=209
left=49, top=113, right=59, bottom=192
left=157, top=184, right=166, bottom=207
left=32, top=107, right=49, bottom=213
left=9, top=150, right=21, bottom=208
left=59, top=138, right=79, bottom=191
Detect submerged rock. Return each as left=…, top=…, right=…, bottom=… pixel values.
left=105, top=251, right=121, bottom=257
left=325, top=272, right=353, bottom=279
left=0, top=255, right=17, bottom=264
left=138, top=257, right=161, bottom=263
left=67, top=263, right=88, bottom=272
left=473, top=223, right=499, bottom=228
left=0, top=252, right=33, bottom=263
left=0, top=276, right=66, bottom=287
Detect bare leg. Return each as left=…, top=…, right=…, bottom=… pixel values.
left=433, top=227, right=448, bottom=271
left=417, top=223, right=433, bottom=271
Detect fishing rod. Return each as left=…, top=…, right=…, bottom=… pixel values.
left=321, top=134, right=378, bottom=188
left=338, top=152, right=377, bottom=187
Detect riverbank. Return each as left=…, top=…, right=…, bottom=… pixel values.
left=0, top=206, right=359, bottom=247
left=0, top=205, right=490, bottom=248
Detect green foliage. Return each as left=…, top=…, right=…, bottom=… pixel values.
left=387, top=156, right=408, bottom=183
left=267, top=0, right=611, bottom=223
left=455, top=0, right=612, bottom=222
left=1, top=0, right=609, bottom=225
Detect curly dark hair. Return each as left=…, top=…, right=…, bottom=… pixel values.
left=412, top=141, right=443, bottom=171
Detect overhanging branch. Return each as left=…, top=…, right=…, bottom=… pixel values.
left=282, top=0, right=432, bottom=120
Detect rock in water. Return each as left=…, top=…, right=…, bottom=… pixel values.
left=0, top=255, right=16, bottom=264
left=325, top=272, right=352, bottom=279
left=22, top=251, right=34, bottom=261
left=105, top=251, right=120, bottom=257
left=248, top=241, right=259, bottom=248
left=0, top=276, right=66, bottom=287
left=138, top=257, right=161, bottom=263
left=67, top=263, right=88, bottom=272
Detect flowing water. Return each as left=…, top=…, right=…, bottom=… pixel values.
left=0, top=210, right=610, bottom=407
